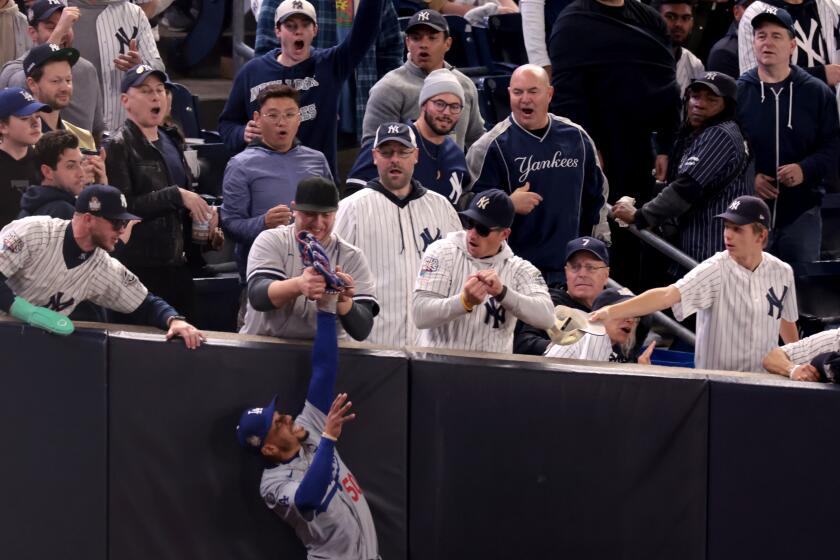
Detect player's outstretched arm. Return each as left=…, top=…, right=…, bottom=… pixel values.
left=123, top=293, right=206, bottom=349
left=307, top=309, right=340, bottom=414
left=590, top=285, right=681, bottom=323
left=763, top=347, right=819, bottom=381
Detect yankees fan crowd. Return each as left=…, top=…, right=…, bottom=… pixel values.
left=3, top=0, right=840, bottom=555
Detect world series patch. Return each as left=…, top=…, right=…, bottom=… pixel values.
left=1, top=233, right=23, bottom=254
left=420, top=256, right=439, bottom=275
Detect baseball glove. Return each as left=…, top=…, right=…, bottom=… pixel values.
left=297, top=231, right=346, bottom=292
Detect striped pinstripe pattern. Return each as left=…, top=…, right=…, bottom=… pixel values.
left=782, top=328, right=840, bottom=364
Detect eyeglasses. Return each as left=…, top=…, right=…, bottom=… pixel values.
left=428, top=99, right=463, bottom=114
left=260, top=111, right=300, bottom=122
left=462, top=217, right=502, bottom=237
left=375, top=148, right=415, bottom=159
left=565, top=263, right=608, bottom=274
left=105, top=217, right=129, bottom=230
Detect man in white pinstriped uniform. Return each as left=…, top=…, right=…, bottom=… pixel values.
left=412, top=188, right=554, bottom=353
left=591, top=195, right=799, bottom=372
left=334, top=122, right=460, bottom=347
left=764, top=328, right=840, bottom=381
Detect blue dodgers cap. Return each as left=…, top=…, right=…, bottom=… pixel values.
left=460, top=189, right=515, bottom=229
left=120, top=64, right=169, bottom=94
left=236, top=395, right=278, bottom=451
left=565, top=236, right=609, bottom=265
left=0, top=87, right=52, bottom=119
left=714, top=195, right=771, bottom=229
left=75, top=184, right=141, bottom=220
left=751, top=5, right=795, bottom=35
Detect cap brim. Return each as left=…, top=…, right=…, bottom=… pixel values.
left=375, top=136, right=415, bottom=149
left=125, top=69, right=169, bottom=92
left=687, top=80, right=723, bottom=98
left=565, top=247, right=608, bottom=266
left=276, top=11, right=316, bottom=23
left=548, top=306, right=606, bottom=345
left=294, top=203, right=337, bottom=213
left=14, top=101, right=52, bottom=116
left=714, top=211, right=752, bottom=225
left=459, top=208, right=498, bottom=230
left=406, top=22, right=447, bottom=33
left=751, top=13, right=791, bottom=31
left=105, top=211, right=142, bottom=221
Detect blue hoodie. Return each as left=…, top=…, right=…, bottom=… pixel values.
left=736, top=65, right=840, bottom=228
left=217, top=0, right=383, bottom=178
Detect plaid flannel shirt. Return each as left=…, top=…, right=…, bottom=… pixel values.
left=255, top=0, right=403, bottom=138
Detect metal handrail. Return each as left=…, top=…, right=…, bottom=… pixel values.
left=606, top=203, right=700, bottom=271
left=606, top=279, right=696, bottom=346
left=232, top=0, right=254, bottom=73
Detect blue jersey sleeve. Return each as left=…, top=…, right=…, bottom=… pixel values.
left=306, top=310, right=338, bottom=414
left=293, top=438, right=337, bottom=513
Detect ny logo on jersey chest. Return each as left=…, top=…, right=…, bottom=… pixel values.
left=47, top=292, right=74, bottom=313
left=766, top=285, right=788, bottom=319
left=419, top=227, right=441, bottom=251
left=484, top=297, right=506, bottom=329
left=115, top=26, right=139, bottom=55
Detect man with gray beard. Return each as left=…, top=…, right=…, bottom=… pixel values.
left=465, top=64, right=608, bottom=286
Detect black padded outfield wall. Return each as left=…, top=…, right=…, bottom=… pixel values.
left=409, top=354, right=710, bottom=560
left=0, top=324, right=108, bottom=560
left=107, top=335, right=409, bottom=560
left=707, top=380, right=840, bottom=560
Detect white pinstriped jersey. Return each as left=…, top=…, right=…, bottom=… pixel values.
left=69, top=0, right=164, bottom=131
left=0, top=217, right=147, bottom=315
left=334, top=183, right=461, bottom=347
left=781, top=328, right=840, bottom=364
left=260, top=402, right=378, bottom=560
left=241, top=225, right=378, bottom=340
left=676, top=47, right=705, bottom=101
left=545, top=333, right=612, bottom=361
left=673, top=251, right=798, bottom=372
left=413, top=231, right=553, bottom=353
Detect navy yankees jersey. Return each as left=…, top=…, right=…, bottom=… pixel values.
left=466, top=114, right=606, bottom=273
left=345, top=123, right=469, bottom=205
left=673, top=250, right=798, bottom=372
left=334, top=180, right=461, bottom=347
left=672, top=120, right=753, bottom=262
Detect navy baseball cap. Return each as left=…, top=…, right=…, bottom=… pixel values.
left=374, top=122, right=417, bottom=149
left=236, top=395, right=278, bottom=451
left=565, top=236, right=610, bottom=266
left=75, top=184, right=141, bottom=221
left=751, top=6, right=795, bottom=35
left=295, top=176, right=339, bottom=213
left=714, top=195, right=771, bottom=229
left=0, top=87, right=52, bottom=118
left=688, top=71, right=737, bottom=102
left=460, top=189, right=515, bottom=229
left=23, top=43, right=80, bottom=77
left=592, top=288, right=633, bottom=311
left=120, top=64, right=169, bottom=94
left=406, top=9, right=449, bottom=34
left=28, top=0, right=64, bottom=26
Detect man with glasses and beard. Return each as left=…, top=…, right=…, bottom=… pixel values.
left=412, top=188, right=554, bottom=353
left=0, top=184, right=205, bottom=348
left=345, top=68, right=469, bottom=204
left=335, top=122, right=461, bottom=347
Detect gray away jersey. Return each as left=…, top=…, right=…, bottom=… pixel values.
left=413, top=231, right=554, bottom=353
left=673, top=250, right=797, bottom=372
left=334, top=186, right=461, bottom=347
left=0, top=217, right=147, bottom=315
left=260, top=402, right=378, bottom=560
left=782, top=328, right=840, bottom=364
left=241, top=225, right=377, bottom=339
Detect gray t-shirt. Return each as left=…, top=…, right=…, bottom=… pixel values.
left=240, top=224, right=377, bottom=339
left=259, top=401, right=379, bottom=560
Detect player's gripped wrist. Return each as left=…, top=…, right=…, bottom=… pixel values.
left=321, top=431, right=338, bottom=442
left=787, top=364, right=800, bottom=378
left=460, top=292, right=475, bottom=312
left=496, top=285, right=508, bottom=302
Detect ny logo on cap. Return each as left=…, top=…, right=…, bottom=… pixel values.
left=764, top=6, right=778, bottom=14
left=20, top=91, right=34, bottom=102
left=292, top=0, right=303, bottom=8
left=476, top=196, right=490, bottom=210
left=729, top=200, right=741, bottom=210
left=89, top=196, right=101, bottom=212
left=417, top=10, right=430, bottom=20
left=48, top=43, right=60, bottom=52
left=248, top=407, right=264, bottom=415
left=704, top=71, right=719, bottom=80
left=387, top=124, right=400, bottom=134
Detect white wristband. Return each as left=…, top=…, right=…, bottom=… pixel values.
left=787, top=364, right=800, bottom=378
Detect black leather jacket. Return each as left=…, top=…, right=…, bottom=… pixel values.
left=104, top=120, right=194, bottom=268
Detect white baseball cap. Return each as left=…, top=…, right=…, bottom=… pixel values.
left=275, top=0, right=317, bottom=24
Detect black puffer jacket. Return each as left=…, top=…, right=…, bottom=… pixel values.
left=104, top=120, right=195, bottom=268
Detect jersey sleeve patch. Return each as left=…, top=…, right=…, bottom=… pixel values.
left=420, top=255, right=439, bottom=275
left=1, top=232, right=23, bottom=254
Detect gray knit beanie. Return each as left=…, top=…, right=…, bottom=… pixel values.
left=419, top=68, right=465, bottom=108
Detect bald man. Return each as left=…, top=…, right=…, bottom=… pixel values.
left=466, top=64, right=609, bottom=286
